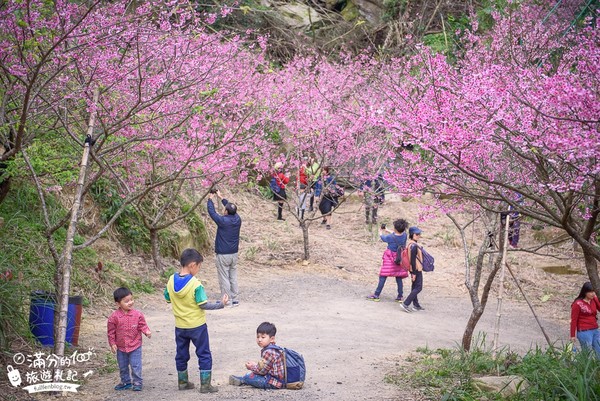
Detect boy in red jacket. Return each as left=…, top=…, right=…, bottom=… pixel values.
left=107, top=287, right=152, bottom=391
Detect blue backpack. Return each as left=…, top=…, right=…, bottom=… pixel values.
left=269, top=177, right=281, bottom=194
left=419, top=247, right=435, bottom=272
left=266, top=344, right=306, bottom=390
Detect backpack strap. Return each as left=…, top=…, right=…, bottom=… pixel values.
left=407, top=242, right=419, bottom=271
left=265, top=344, right=287, bottom=387
left=410, top=243, right=424, bottom=270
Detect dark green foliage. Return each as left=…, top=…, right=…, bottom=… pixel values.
left=117, top=278, right=155, bottom=294
left=159, top=230, right=179, bottom=259
left=383, top=0, right=407, bottom=22
left=0, top=181, right=98, bottom=346
left=0, top=280, right=29, bottom=349
left=90, top=179, right=150, bottom=253
left=393, top=338, right=600, bottom=400
left=181, top=202, right=211, bottom=251
left=509, top=346, right=600, bottom=401
left=0, top=182, right=59, bottom=292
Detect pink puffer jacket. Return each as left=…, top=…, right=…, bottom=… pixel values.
left=379, top=249, right=408, bottom=278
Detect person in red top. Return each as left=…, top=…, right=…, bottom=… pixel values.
left=271, top=162, right=290, bottom=221
left=298, top=160, right=308, bottom=187
left=107, top=287, right=152, bottom=391
left=570, top=282, right=600, bottom=356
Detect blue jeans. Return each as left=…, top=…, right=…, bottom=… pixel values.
left=241, top=372, right=278, bottom=389
left=577, top=328, right=600, bottom=357
left=116, top=347, right=142, bottom=386
left=403, top=271, right=423, bottom=307
left=175, top=324, right=212, bottom=372
left=374, top=276, right=403, bottom=298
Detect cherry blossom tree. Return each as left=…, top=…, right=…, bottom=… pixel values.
left=373, top=1, right=599, bottom=348
left=1, top=0, right=274, bottom=355
left=263, top=54, right=391, bottom=259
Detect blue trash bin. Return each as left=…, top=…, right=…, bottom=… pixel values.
left=29, top=291, right=55, bottom=346
left=29, top=291, right=83, bottom=346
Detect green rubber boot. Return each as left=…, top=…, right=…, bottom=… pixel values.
left=177, top=370, right=195, bottom=390
left=200, top=370, right=218, bottom=393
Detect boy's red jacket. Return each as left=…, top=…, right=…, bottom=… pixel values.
left=298, top=167, right=308, bottom=186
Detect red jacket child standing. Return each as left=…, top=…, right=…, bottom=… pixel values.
left=270, top=162, right=289, bottom=221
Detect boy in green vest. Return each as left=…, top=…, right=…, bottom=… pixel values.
left=164, top=248, right=228, bottom=392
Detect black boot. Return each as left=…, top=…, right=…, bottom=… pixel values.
left=277, top=203, right=285, bottom=220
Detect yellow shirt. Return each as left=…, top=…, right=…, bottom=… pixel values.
left=165, top=274, right=208, bottom=328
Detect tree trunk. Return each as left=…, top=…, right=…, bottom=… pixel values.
left=301, top=222, right=310, bottom=260
left=462, top=305, right=484, bottom=350
left=461, top=219, right=504, bottom=352
left=150, top=227, right=163, bottom=272
left=583, top=249, right=600, bottom=294
left=54, top=142, right=91, bottom=356
left=54, top=88, right=98, bottom=357
left=0, top=172, right=9, bottom=204
left=492, top=215, right=510, bottom=355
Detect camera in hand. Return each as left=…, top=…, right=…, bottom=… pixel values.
left=380, top=223, right=386, bottom=229
left=209, top=188, right=218, bottom=194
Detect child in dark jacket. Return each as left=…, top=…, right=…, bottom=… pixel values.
left=314, top=166, right=340, bottom=229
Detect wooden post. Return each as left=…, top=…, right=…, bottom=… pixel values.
left=505, top=261, right=554, bottom=349
left=492, top=214, right=510, bottom=356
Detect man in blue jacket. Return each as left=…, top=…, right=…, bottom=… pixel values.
left=207, top=190, right=242, bottom=307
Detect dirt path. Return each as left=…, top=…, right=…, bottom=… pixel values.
left=72, top=266, right=564, bottom=401
left=40, top=192, right=576, bottom=401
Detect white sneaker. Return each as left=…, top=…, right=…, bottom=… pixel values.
left=399, top=303, right=412, bottom=313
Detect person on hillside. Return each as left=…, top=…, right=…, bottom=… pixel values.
left=399, top=227, right=426, bottom=313
left=164, top=249, right=228, bottom=392
left=360, top=177, right=384, bottom=225
left=377, top=173, right=386, bottom=206
left=366, top=219, right=408, bottom=302
left=315, top=166, right=341, bottom=230
left=207, top=189, right=242, bottom=307
left=107, top=287, right=152, bottom=392
left=229, top=322, right=285, bottom=390
left=297, top=158, right=310, bottom=221
left=306, top=157, right=321, bottom=211
left=270, top=162, right=290, bottom=221
left=570, top=281, right=600, bottom=356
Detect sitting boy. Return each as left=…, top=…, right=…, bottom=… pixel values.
left=229, top=322, right=285, bottom=389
